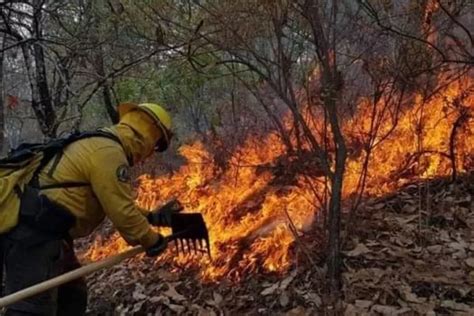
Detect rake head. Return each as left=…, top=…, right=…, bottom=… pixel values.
left=168, top=213, right=211, bottom=257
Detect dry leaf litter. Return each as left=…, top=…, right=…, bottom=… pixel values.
left=79, top=175, right=473, bottom=315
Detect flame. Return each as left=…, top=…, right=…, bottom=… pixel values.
left=344, top=74, right=473, bottom=195
left=136, top=135, right=317, bottom=280
left=85, top=73, right=473, bottom=281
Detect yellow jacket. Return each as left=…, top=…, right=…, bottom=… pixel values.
left=36, top=113, right=161, bottom=248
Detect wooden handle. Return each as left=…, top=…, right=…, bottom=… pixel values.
left=0, top=246, right=144, bottom=308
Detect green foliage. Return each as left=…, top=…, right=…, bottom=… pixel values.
left=114, top=52, right=232, bottom=135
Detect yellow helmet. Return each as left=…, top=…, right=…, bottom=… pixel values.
left=118, top=102, right=173, bottom=152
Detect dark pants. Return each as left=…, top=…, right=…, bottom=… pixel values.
left=3, top=223, right=87, bottom=316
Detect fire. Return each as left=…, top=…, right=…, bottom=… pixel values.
left=344, top=74, right=473, bottom=195
left=136, top=136, right=316, bottom=280
left=85, top=73, right=473, bottom=281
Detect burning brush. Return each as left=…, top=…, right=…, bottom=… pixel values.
left=91, top=74, right=473, bottom=281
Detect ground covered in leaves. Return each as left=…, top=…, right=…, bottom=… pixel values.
left=82, top=174, right=474, bottom=315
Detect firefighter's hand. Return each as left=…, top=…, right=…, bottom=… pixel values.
left=146, top=234, right=168, bottom=257
left=147, top=199, right=183, bottom=227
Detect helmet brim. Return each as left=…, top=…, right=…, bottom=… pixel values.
left=118, top=102, right=139, bottom=119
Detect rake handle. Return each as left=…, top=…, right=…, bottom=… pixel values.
left=0, top=246, right=144, bottom=308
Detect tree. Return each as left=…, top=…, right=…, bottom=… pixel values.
left=0, top=1, right=179, bottom=137
left=0, top=32, right=5, bottom=154
left=134, top=0, right=349, bottom=305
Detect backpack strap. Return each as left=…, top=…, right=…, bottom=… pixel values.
left=31, top=130, right=126, bottom=191
left=39, top=182, right=91, bottom=190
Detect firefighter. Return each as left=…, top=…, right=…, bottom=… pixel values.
left=2, top=103, right=176, bottom=316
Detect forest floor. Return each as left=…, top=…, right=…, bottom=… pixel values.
left=82, top=173, right=474, bottom=315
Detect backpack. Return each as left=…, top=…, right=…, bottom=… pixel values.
left=0, top=130, right=123, bottom=233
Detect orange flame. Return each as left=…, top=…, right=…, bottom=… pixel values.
left=86, top=73, right=473, bottom=281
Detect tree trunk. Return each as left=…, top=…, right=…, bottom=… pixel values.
left=96, top=50, right=119, bottom=124
left=102, top=83, right=119, bottom=124
left=300, top=1, right=348, bottom=307
left=449, top=107, right=468, bottom=182
left=20, top=0, right=57, bottom=138
left=0, top=34, right=5, bottom=154
left=326, top=130, right=346, bottom=303
left=32, top=0, right=56, bottom=137
left=324, top=74, right=347, bottom=307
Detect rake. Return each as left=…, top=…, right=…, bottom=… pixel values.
left=0, top=213, right=210, bottom=308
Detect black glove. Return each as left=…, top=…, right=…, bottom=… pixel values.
left=147, top=199, right=183, bottom=227
left=146, top=234, right=168, bottom=257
